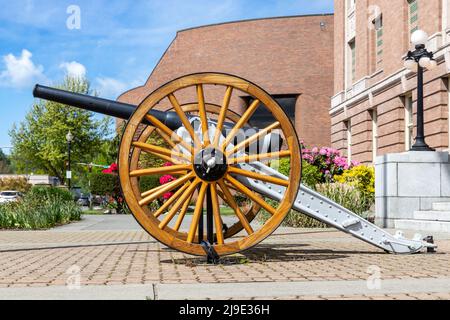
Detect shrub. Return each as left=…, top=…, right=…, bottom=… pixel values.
left=257, top=199, right=328, bottom=228
left=28, top=186, right=73, bottom=202
left=89, top=173, right=119, bottom=196
left=301, top=161, right=322, bottom=189
left=0, top=177, right=32, bottom=193
left=139, top=175, right=161, bottom=192
left=0, top=187, right=81, bottom=229
left=334, top=165, right=375, bottom=196
left=301, top=144, right=359, bottom=182
left=270, top=158, right=322, bottom=189
left=315, top=183, right=371, bottom=216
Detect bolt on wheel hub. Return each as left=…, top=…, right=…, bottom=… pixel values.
left=194, top=147, right=228, bottom=182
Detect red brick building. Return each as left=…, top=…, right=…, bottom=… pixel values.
left=118, top=14, right=334, bottom=147
left=332, top=0, right=450, bottom=163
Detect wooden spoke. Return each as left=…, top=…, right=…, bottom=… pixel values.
left=225, top=174, right=276, bottom=215
left=138, top=172, right=194, bottom=206
left=210, top=183, right=224, bottom=245
left=221, top=99, right=260, bottom=149
left=168, top=93, right=202, bottom=148
left=159, top=179, right=201, bottom=230
left=145, top=150, right=182, bottom=165
left=141, top=183, right=169, bottom=198
left=173, top=190, right=195, bottom=231
left=212, top=86, right=233, bottom=146
left=145, top=114, right=194, bottom=154
left=132, top=141, right=191, bottom=162
left=227, top=166, right=289, bottom=187
left=187, top=183, right=209, bottom=243
left=130, top=164, right=192, bottom=177
left=227, top=121, right=280, bottom=156
left=155, top=128, right=177, bottom=148
left=217, top=180, right=254, bottom=235
left=197, top=85, right=210, bottom=147
left=153, top=183, right=190, bottom=218
left=228, top=150, right=291, bottom=165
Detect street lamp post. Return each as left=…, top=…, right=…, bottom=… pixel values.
left=66, top=131, right=74, bottom=190
left=404, top=29, right=437, bottom=151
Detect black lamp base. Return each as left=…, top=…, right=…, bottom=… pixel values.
left=410, top=140, right=435, bottom=152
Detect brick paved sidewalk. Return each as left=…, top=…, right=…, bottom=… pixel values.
left=0, top=215, right=449, bottom=299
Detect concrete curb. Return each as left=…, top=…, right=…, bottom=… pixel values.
left=1, top=278, right=450, bottom=300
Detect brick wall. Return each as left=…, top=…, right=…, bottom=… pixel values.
left=117, top=14, right=334, bottom=147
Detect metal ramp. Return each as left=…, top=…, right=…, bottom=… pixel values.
left=233, top=161, right=437, bottom=254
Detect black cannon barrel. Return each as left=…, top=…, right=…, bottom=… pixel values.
left=33, top=84, right=183, bottom=130
left=33, top=84, right=283, bottom=152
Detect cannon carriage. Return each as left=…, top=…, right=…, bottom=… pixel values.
left=33, top=72, right=436, bottom=261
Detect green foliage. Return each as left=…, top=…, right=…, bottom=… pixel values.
left=0, top=186, right=81, bottom=229
left=89, top=173, right=119, bottom=196
left=301, top=161, right=322, bottom=189
left=258, top=199, right=328, bottom=228
left=315, top=183, right=371, bottom=216
left=0, top=177, right=31, bottom=193
left=274, top=157, right=290, bottom=176
left=139, top=175, right=161, bottom=192
left=28, top=186, right=74, bottom=202
left=0, top=149, right=13, bottom=174
left=139, top=132, right=169, bottom=169
left=282, top=210, right=329, bottom=228
left=270, top=158, right=322, bottom=189
left=9, top=77, right=112, bottom=183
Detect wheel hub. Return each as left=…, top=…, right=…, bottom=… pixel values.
left=194, top=147, right=227, bottom=182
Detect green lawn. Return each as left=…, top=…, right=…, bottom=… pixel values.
left=83, top=209, right=106, bottom=215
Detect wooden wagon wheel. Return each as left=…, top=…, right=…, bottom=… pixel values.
left=119, top=73, right=301, bottom=256
left=128, top=103, right=262, bottom=239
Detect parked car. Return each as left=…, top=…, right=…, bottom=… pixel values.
left=76, top=194, right=90, bottom=207
left=0, top=191, right=23, bottom=204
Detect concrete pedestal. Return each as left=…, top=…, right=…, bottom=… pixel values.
left=375, top=151, right=450, bottom=228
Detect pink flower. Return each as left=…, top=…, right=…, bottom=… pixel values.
left=351, top=160, right=360, bottom=167
left=163, top=162, right=173, bottom=167
left=319, top=148, right=327, bottom=156
left=312, top=147, right=319, bottom=154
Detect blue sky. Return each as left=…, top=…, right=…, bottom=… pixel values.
left=0, top=0, right=333, bottom=152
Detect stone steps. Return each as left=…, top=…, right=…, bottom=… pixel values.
left=394, top=202, right=450, bottom=232
left=413, top=210, right=450, bottom=221
left=432, top=202, right=450, bottom=211
left=395, top=219, right=450, bottom=233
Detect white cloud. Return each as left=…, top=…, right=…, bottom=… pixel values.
left=0, top=49, right=46, bottom=88
left=95, top=77, right=129, bottom=99
left=95, top=76, right=145, bottom=99
left=60, top=61, right=86, bottom=78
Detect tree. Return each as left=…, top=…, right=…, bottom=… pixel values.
left=0, top=149, right=12, bottom=174
left=9, top=77, right=112, bottom=183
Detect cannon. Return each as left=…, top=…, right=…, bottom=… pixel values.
left=33, top=73, right=436, bottom=260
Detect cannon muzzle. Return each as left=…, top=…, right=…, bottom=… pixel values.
left=33, top=84, right=183, bottom=130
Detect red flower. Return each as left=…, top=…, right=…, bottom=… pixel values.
left=160, top=174, right=175, bottom=185
left=163, top=162, right=173, bottom=167
left=102, top=163, right=118, bottom=175
left=163, top=192, right=174, bottom=200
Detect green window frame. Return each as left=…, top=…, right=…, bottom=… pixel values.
left=408, top=0, right=418, bottom=34
left=374, top=15, right=383, bottom=68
